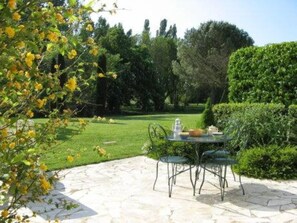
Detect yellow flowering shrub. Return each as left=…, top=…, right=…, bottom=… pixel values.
left=0, top=0, right=108, bottom=222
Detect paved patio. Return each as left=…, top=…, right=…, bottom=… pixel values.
left=23, top=156, right=297, bottom=222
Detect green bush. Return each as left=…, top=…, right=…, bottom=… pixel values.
left=228, top=42, right=297, bottom=106
left=213, top=103, right=285, bottom=130
left=201, top=98, right=215, bottom=128
left=235, top=145, right=297, bottom=180
left=223, top=106, right=289, bottom=151
left=288, top=104, right=297, bottom=145
left=145, top=140, right=196, bottom=163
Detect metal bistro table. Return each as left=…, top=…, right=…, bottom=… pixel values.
left=167, top=134, right=232, bottom=196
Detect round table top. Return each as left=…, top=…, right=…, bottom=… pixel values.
left=167, top=134, right=231, bottom=143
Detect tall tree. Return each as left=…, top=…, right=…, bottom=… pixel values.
left=157, top=19, right=167, bottom=36
left=174, top=20, right=254, bottom=103
left=149, top=36, right=178, bottom=111
left=96, top=54, right=107, bottom=116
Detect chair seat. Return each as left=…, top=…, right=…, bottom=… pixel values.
left=160, top=156, right=189, bottom=164
left=202, top=149, right=230, bottom=158
left=206, top=157, right=237, bottom=165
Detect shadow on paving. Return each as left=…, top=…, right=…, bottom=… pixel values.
left=196, top=182, right=297, bottom=212
left=27, top=182, right=97, bottom=221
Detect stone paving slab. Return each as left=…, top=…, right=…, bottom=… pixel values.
left=22, top=156, right=297, bottom=223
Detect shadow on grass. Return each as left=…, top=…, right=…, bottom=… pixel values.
left=56, top=127, right=80, bottom=141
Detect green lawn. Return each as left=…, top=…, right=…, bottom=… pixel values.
left=41, top=113, right=202, bottom=170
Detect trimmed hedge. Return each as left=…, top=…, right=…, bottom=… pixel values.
left=228, top=42, right=297, bottom=106
left=235, top=145, right=297, bottom=180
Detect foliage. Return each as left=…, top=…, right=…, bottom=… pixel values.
left=201, top=98, right=215, bottom=128
left=288, top=104, right=297, bottom=144
left=213, top=103, right=285, bottom=129
left=0, top=0, right=108, bottom=221
left=223, top=105, right=289, bottom=151
left=235, top=145, right=297, bottom=180
left=228, top=42, right=297, bottom=106
left=149, top=36, right=178, bottom=111
left=146, top=140, right=195, bottom=163
left=174, top=20, right=254, bottom=104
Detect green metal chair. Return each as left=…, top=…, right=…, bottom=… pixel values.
left=148, top=123, right=190, bottom=197
left=198, top=148, right=245, bottom=201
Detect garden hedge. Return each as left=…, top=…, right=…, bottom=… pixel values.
left=213, top=103, right=285, bottom=129
left=228, top=42, right=297, bottom=106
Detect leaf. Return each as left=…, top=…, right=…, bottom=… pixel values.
left=68, top=0, right=77, bottom=7
left=23, top=160, right=31, bottom=166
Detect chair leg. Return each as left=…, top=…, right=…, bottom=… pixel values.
left=238, top=170, right=245, bottom=195
left=231, top=165, right=236, bottom=181
left=168, top=163, right=175, bottom=197
left=153, top=161, right=160, bottom=190
left=198, top=164, right=206, bottom=194
left=220, top=165, right=228, bottom=201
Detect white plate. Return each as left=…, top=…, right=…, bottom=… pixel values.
left=212, top=132, right=223, bottom=135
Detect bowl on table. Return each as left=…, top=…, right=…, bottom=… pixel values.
left=179, top=132, right=189, bottom=139
left=188, top=128, right=204, bottom=137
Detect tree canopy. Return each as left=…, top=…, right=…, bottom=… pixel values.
left=174, top=20, right=254, bottom=103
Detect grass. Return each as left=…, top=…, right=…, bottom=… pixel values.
left=40, top=113, right=202, bottom=170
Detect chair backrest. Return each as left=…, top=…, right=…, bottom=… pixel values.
left=148, top=123, right=168, bottom=150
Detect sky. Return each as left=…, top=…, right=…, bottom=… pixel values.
left=91, top=0, right=297, bottom=46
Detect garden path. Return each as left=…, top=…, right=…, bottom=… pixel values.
left=22, top=156, right=297, bottom=223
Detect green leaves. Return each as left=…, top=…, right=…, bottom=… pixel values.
left=68, top=0, right=77, bottom=7
left=228, top=42, right=297, bottom=105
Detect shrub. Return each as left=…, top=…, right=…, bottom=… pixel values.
left=201, top=98, right=215, bottom=128
left=228, top=42, right=297, bottom=106
left=213, top=103, right=285, bottom=130
left=288, top=104, right=297, bottom=145
left=235, top=145, right=297, bottom=180
left=223, top=105, right=289, bottom=151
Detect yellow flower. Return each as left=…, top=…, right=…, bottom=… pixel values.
left=25, top=52, right=35, bottom=68
left=1, top=128, right=8, bottom=137
left=67, top=49, right=77, bottom=59
left=86, top=24, right=93, bottom=31
left=49, top=94, right=56, bottom=100
left=26, top=110, right=34, bottom=118
left=36, top=98, right=46, bottom=108
left=40, top=163, right=48, bottom=171
left=34, top=82, right=43, bottom=91
left=97, top=147, right=107, bottom=157
left=20, top=185, right=28, bottom=195
left=27, top=130, right=36, bottom=138
left=79, top=118, right=87, bottom=126
left=1, top=209, right=9, bottom=218
left=39, top=32, right=45, bottom=40
left=60, top=36, right=68, bottom=43
left=47, top=31, right=58, bottom=42
left=65, top=78, right=77, bottom=92
left=112, top=73, right=117, bottom=79
left=55, top=13, right=64, bottom=23
left=12, top=12, right=21, bottom=21
left=87, top=37, right=94, bottom=44
left=40, top=177, right=52, bottom=192
left=9, top=142, right=16, bottom=149
left=14, top=82, right=21, bottom=89
left=67, top=155, right=74, bottom=162
left=17, top=41, right=25, bottom=49
left=98, top=73, right=105, bottom=78
left=8, top=0, right=16, bottom=9
left=5, top=26, right=15, bottom=38
left=89, top=47, right=99, bottom=56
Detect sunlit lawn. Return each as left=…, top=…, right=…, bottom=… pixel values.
left=41, top=113, right=202, bottom=170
